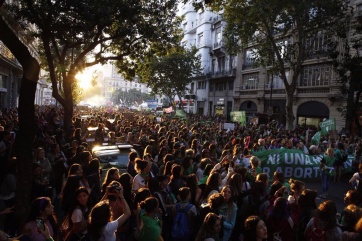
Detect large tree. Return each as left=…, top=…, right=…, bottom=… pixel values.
left=9, top=0, right=180, bottom=133
left=0, top=0, right=39, bottom=230
left=332, top=12, right=362, bottom=134
left=137, top=47, right=202, bottom=108
left=195, top=0, right=348, bottom=129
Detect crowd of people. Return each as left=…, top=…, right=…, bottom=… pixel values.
left=0, top=106, right=361, bottom=241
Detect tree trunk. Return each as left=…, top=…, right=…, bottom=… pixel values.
left=63, top=76, right=74, bottom=134
left=285, top=90, right=295, bottom=130
left=0, top=14, right=39, bottom=231
left=15, top=72, right=38, bottom=230
left=345, top=83, right=356, bottom=133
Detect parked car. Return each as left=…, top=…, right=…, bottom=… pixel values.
left=92, top=144, right=135, bottom=173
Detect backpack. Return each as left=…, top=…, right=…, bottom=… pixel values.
left=171, top=203, right=193, bottom=240
left=307, top=217, right=326, bottom=241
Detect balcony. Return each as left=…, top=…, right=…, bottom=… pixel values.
left=213, top=41, right=224, bottom=49
left=207, top=68, right=236, bottom=78
left=196, top=40, right=211, bottom=49
left=242, top=62, right=258, bottom=70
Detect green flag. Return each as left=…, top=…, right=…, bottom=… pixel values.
left=319, top=118, right=336, bottom=136
left=311, top=131, right=321, bottom=145
left=175, top=110, right=187, bottom=119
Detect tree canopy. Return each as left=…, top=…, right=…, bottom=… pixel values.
left=191, top=0, right=348, bottom=129
left=136, top=47, right=202, bottom=106
left=8, top=0, right=180, bottom=131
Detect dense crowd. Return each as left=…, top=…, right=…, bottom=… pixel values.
left=0, top=106, right=361, bottom=241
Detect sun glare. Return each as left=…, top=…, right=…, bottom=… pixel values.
left=76, top=71, right=92, bottom=90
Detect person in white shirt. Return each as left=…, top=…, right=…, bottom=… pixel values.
left=88, top=183, right=131, bottom=241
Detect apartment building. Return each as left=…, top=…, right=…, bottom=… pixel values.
left=102, top=64, right=151, bottom=105
left=234, top=1, right=362, bottom=131
left=179, top=2, right=237, bottom=117
left=179, top=1, right=362, bottom=130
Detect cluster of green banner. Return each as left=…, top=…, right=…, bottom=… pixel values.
left=230, top=111, right=246, bottom=126
left=251, top=149, right=353, bottom=182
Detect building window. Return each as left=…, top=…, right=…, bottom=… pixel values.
left=304, top=33, right=331, bottom=58
left=191, top=83, right=195, bottom=93
left=300, top=64, right=331, bottom=87
left=243, top=49, right=258, bottom=69
left=242, top=73, right=259, bottom=89
left=197, top=81, right=206, bottom=89
left=209, top=82, right=214, bottom=92
left=0, top=74, right=7, bottom=89
left=228, top=80, right=234, bottom=90
left=216, top=27, right=222, bottom=44
left=266, top=71, right=288, bottom=89
left=198, top=33, right=204, bottom=47
left=218, top=56, right=225, bottom=73
left=212, top=59, right=216, bottom=74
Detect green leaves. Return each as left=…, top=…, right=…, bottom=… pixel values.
left=137, top=47, right=202, bottom=101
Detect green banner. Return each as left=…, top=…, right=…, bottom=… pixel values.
left=175, top=110, right=187, bottom=119
left=230, top=111, right=246, bottom=126
left=252, top=149, right=353, bottom=182
left=319, top=118, right=336, bottom=136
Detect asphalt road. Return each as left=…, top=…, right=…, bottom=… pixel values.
left=305, top=176, right=351, bottom=215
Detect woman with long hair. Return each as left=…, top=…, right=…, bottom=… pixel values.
left=244, top=216, right=268, bottom=241
left=86, top=158, right=101, bottom=205
left=265, top=197, right=295, bottom=241
left=62, top=187, right=91, bottom=241
left=186, top=174, right=202, bottom=206
left=168, top=164, right=186, bottom=199
left=88, top=184, right=131, bottom=241
left=61, top=164, right=89, bottom=213
left=195, top=212, right=222, bottom=241
left=119, top=173, right=134, bottom=207
left=219, top=185, right=237, bottom=241
left=200, top=172, right=221, bottom=205
left=132, top=159, right=151, bottom=193
left=304, top=200, right=342, bottom=240
left=23, top=197, right=58, bottom=241
left=101, top=167, right=120, bottom=195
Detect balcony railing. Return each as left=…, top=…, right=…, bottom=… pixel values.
left=207, top=69, right=236, bottom=78
left=213, top=41, right=224, bottom=49
left=242, top=62, right=258, bottom=70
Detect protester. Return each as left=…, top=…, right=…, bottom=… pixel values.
left=243, top=215, right=268, bottom=241
left=88, top=183, right=131, bottom=241
left=23, top=197, right=58, bottom=241
left=195, top=212, right=222, bottom=241
left=304, top=200, right=342, bottom=240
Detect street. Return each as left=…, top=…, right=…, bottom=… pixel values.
left=306, top=177, right=351, bottom=215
